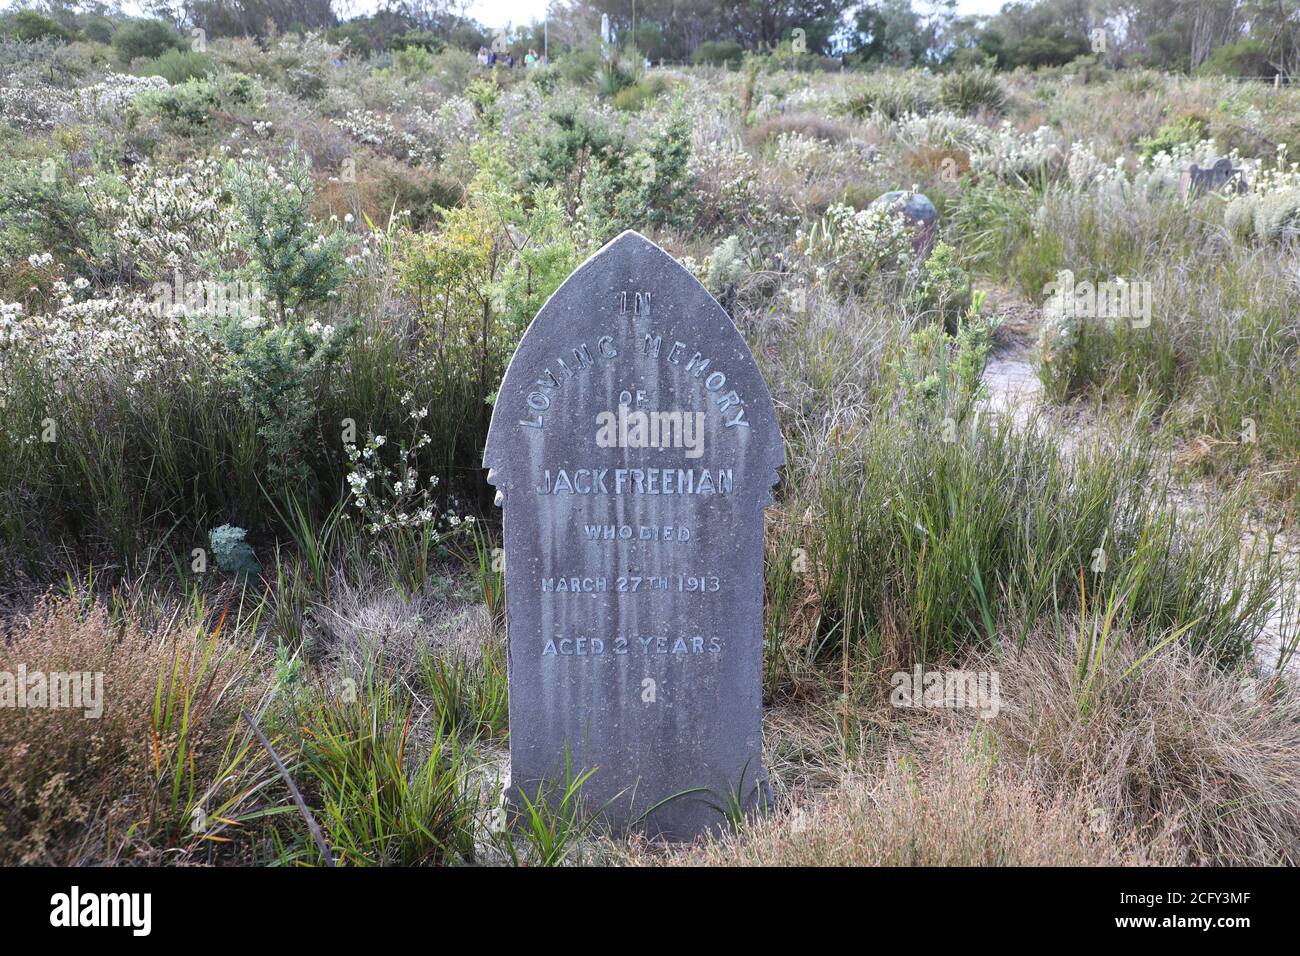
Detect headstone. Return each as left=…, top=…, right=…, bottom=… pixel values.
left=1179, top=157, right=1247, bottom=200
left=484, top=230, right=784, bottom=841
left=870, top=189, right=938, bottom=255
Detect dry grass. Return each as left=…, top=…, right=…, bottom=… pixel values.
left=310, top=575, right=494, bottom=679
left=621, top=732, right=1159, bottom=866
left=974, top=628, right=1300, bottom=865
left=0, top=595, right=267, bottom=865
left=745, top=113, right=852, bottom=147
left=607, top=624, right=1300, bottom=866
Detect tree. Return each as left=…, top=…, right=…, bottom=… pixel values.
left=849, top=0, right=927, bottom=65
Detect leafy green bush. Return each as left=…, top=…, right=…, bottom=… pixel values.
left=913, top=241, right=974, bottom=331
left=226, top=150, right=351, bottom=321
left=1197, top=39, right=1276, bottom=78
left=285, top=63, right=327, bottom=100
left=1137, top=114, right=1209, bottom=162
left=134, top=73, right=260, bottom=134
left=112, top=18, right=184, bottom=65
left=0, top=10, right=72, bottom=44
left=580, top=93, right=692, bottom=235
left=139, top=48, right=214, bottom=84
left=691, top=40, right=744, bottom=67
left=612, top=76, right=666, bottom=112
left=222, top=151, right=354, bottom=485
left=395, top=43, right=436, bottom=80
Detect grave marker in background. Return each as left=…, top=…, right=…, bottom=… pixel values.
left=484, top=230, right=783, bottom=840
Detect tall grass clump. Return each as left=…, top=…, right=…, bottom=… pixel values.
left=769, top=315, right=1283, bottom=680
left=938, top=67, right=1007, bottom=117
left=289, top=673, right=479, bottom=866
left=806, top=409, right=1280, bottom=670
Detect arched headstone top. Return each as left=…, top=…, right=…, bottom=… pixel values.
left=484, top=229, right=784, bottom=510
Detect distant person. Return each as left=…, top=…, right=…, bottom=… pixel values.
left=525, top=48, right=538, bottom=68
left=477, top=46, right=489, bottom=67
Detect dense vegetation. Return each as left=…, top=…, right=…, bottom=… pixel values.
left=0, top=4, right=1297, bottom=866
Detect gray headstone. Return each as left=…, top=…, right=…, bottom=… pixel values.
left=1180, top=157, right=1247, bottom=199
left=870, top=190, right=939, bottom=255
left=484, top=230, right=784, bottom=842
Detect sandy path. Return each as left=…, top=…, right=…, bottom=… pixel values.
left=975, top=283, right=1297, bottom=676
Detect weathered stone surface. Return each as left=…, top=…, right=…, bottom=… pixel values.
left=871, top=189, right=938, bottom=254
left=484, top=230, right=783, bottom=841
left=1180, top=157, right=1247, bottom=199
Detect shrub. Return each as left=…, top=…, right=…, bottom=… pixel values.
left=691, top=40, right=744, bottom=67
left=938, top=67, right=1006, bottom=116
left=394, top=43, right=436, bottom=80
left=580, top=92, right=692, bottom=235
left=1198, top=38, right=1276, bottom=78
left=222, top=151, right=354, bottom=486
left=747, top=113, right=849, bottom=146
left=912, top=241, right=974, bottom=330
left=112, top=18, right=184, bottom=65
left=285, top=63, right=327, bottom=100
left=0, top=10, right=72, bottom=44
left=1137, top=113, right=1209, bottom=163
left=612, top=76, right=666, bottom=112
left=134, top=72, right=260, bottom=134
left=226, top=150, right=351, bottom=324
left=556, top=43, right=601, bottom=85
left=139, top=47, right=214, bottom=84
left=51, top=39, right=114, bottom=78
left=1251, top=188, right=1300, bottom=241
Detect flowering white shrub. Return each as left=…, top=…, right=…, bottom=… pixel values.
left=332, top=97, right=476, bottom=165
left=333, top=109, right=430, bottom=163
left=689, top=136, right=765, bottom=229
left=970, top=123, right=1060, bottom=183
left=83, top=159, right=241, bottom=280
left=0, top=86, right=75, bottom=132
left=78, top=73, right=170, bottom=113
left=774, top=132, right=827, bottom=176
left=798, top=202, right=914, bottom=291
left=894, top=110, right=990, bottom=152
left=1, top=286, right=218, bottom=393
left=1065, top=141, right=1126, bottom=190
left=1129, top=137, right=1224, bottom=198
left=0, top=299, right=24, bottom=348
left=345, top=392, right=471, bottom=547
